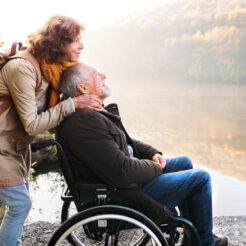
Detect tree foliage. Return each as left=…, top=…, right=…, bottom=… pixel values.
left=85, top=0, right=246, bottom=83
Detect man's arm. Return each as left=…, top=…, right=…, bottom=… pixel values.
left=58, top=110, right=163, bottom=187
left=132, top=139, right=162, bottom=160
left=132, top=139, right=166, bottom=169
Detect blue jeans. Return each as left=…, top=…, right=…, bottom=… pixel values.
left=0, top=183, right=32, bottom=246
left=142, top=156, right=215, bottom=246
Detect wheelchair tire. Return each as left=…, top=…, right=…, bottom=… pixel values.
left=50, top=205, right=168, bottom=246
left=61, top=201, right=151, bottom=246
left=61, top=200, right=81, bottom=245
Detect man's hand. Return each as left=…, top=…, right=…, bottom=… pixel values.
left=152, top=153, right=167, bottom=169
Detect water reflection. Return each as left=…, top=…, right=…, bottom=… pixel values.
left=29, top=172, right=64, bottom=222
left=107, top=81, right=246, bottom=181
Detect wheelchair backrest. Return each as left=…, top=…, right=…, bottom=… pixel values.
left=55, top=142, right=81, bottom=191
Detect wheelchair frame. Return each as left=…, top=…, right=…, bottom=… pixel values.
left=31, top=139, right=203, bottom=246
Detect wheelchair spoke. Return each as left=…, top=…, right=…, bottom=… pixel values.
left=105, top=233, right=110, bottom=246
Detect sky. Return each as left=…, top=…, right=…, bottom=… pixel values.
left=0, top=0, right=169, bottom=49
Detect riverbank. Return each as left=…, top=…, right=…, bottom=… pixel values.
left=21, top=216, right=246, bottom=245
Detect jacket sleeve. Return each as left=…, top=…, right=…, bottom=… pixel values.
left=2, top=58, right=74, bottom=136
left=132, top=139, right=162, bottom=160
left=59, top=111, right=163, bottom=187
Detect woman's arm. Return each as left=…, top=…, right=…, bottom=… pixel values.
left=3, top=58, right=74, bottom=136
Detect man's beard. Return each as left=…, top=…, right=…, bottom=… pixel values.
left=101, top=85, right=112, bottom=98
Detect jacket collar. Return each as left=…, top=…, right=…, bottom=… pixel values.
left=100, top=103, right=121, bottom=120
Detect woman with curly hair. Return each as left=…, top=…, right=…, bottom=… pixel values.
left=0, top=15, right=102, bottom=245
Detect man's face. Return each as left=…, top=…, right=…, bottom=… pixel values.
left=78, top=64, right=111, bottom=99
left=89, top=70, right=112, bottom=99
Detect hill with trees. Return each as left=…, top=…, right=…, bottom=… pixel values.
left=84, top=0, right=246, bottom=83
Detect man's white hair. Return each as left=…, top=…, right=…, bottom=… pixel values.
left=59, top=64, right=88, bottom=98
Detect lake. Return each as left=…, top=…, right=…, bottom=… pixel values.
left=29, top=80, right=246, bottom=222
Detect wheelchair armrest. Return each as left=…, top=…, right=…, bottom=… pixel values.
left=75, top=182, right=140, bottom=191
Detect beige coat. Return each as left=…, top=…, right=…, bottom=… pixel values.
left=0, top=58, right=74, bottom=186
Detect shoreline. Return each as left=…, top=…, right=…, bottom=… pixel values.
left=21, top=215, right=246, bottom=245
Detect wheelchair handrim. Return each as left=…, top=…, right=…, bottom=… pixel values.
left=55, top=214, right=163, bottom=246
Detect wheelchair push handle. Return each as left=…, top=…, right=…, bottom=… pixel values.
left=31, top=139, right=57, bottom=152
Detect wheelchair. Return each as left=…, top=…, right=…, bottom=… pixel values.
left=31, top=140, right=203, bottom=246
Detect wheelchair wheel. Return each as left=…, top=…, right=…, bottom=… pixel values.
left=61, top=201, right=81, bottom=245
left=49, top=205, right=168, bottom=246
left=61, top=201, right=153, bottom=246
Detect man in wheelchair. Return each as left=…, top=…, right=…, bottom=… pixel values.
left=57, top=63, right=228, bottom=246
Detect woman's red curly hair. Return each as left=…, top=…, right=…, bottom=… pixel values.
left=27, top=15, right=85, bottom=63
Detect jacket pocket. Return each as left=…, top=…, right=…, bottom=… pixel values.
left=108, top=126, right=129, bottom=156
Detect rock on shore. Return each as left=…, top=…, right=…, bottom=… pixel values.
left=21, top=216, right=246, bottom=246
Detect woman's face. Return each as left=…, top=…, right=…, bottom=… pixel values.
left=66, top=34, right=84, bottom=62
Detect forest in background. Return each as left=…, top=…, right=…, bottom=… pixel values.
left=83, top=0, right=246, bottom=83
left=1, top=0, right=246, bottom=83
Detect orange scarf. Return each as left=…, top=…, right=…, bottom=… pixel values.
left=41, top=58, right=77, bottom=108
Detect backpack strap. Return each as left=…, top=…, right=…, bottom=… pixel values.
left=0, top=41, right=22, bottom=60
left=9, top=42, right=23, bottom=57
left=11, top=51, right=42, bottom=90
left=0, top=50, right=42, bottom=115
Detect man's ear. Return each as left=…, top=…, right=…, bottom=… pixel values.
left=77, top=83, right=89, bottom=94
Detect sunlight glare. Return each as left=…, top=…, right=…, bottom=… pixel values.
left=0, top=0, right=168, bottom=48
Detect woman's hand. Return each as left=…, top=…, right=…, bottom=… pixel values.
left=72, top=94, right=103, bottom=110
left=152, top=153, right=167, bottom=169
